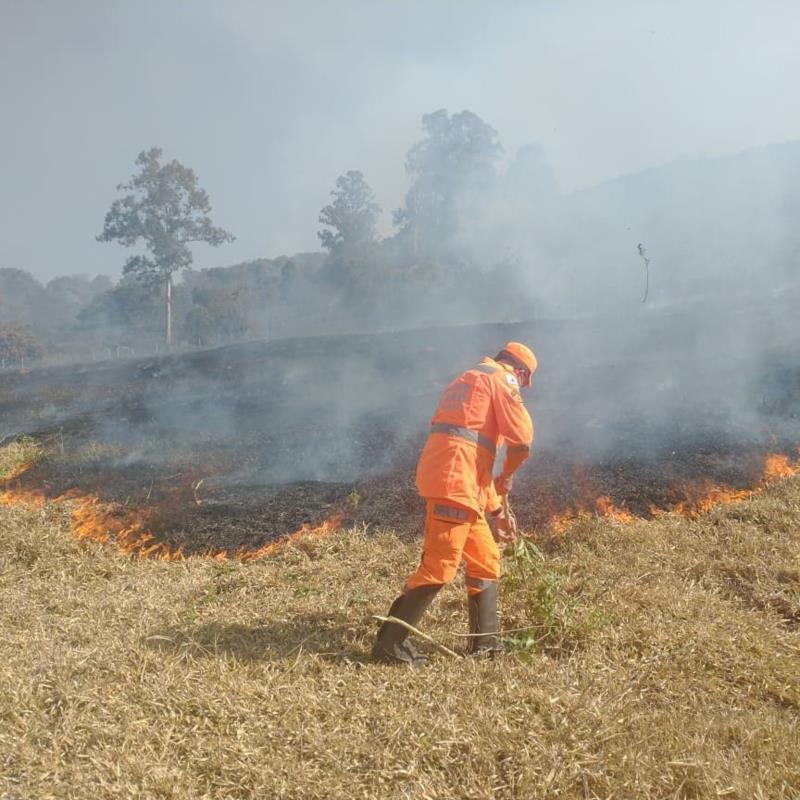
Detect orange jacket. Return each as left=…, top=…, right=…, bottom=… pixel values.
left=415, top=357, right=534, bottom=514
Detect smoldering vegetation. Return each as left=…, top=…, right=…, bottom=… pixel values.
left=2, top=110, right=800, bottom=552
left=2, top=294, right=800, bottom=553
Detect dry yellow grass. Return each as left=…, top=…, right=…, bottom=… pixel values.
left=1, top=443, right=799, bottom=799
left=0, top=435, right=41, bottom=479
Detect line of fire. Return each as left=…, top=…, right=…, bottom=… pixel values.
left=3, top=314, right=800, bottom=560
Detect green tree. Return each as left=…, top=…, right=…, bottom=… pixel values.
left=394, top=109, right=501, bottom=258
left=97, top=148, right=234, bottom=348
left=0, top=323, right=43, bottom=364
left=318, top=170, right=381, bottom=257
left=186, top=285, right=250, bottom=343
left=318, top=171, right=383, bottom=305
left=0, top=268, right=48, bottom=327
left=77, top=277, right=163, bottom=338
left=46, top=274, right=113, bottom=309
left=183, top=305, right=217, bottom=346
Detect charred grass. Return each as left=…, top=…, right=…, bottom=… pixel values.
left=1, top=467, right=799, bottom=798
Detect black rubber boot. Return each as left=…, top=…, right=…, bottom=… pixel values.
left=372, top=585, right=442, bottom=665
left=466, top=583, right=503, bottom=656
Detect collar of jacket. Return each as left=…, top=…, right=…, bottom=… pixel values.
left=480, top=356, right=514, bottom=376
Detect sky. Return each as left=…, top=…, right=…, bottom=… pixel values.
left=2, top=0, right=800, bottom=282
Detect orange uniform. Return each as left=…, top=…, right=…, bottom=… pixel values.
left=406, top=357, right=534, bottom=595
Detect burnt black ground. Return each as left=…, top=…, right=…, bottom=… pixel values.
left=2, top=305, right=799, bottom=554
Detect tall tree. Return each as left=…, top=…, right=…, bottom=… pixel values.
left=97, top=148, right=234, bottom=348
left=318, top=170, right=381, bottom=259
left=394, top=109, right=501, bottom=259
left=318, top=171, right=383, bottom=309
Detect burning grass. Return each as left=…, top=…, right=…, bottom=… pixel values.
left=539, top=449, right=800, bottom=536
left=0, top=435, right=41, bottom=480
left=1, top=465, right=799, bottom=798
left=6, top=439, right=800, bottom=561
left=1, top=440, right=348, bottom=561
left=1, top=483, right=346, bottom=563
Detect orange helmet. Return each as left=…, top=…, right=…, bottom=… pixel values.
left=500, top=341, right=537, bottom=386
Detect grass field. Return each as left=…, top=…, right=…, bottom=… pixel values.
left=1, top=442, right=799, bottom=799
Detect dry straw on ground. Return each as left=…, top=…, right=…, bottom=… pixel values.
left=1, top=442, right=799, bottom=799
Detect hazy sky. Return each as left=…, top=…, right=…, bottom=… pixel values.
left=2, top=0, right=800, bottom=281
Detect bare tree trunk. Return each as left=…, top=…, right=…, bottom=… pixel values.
left=412, top=185, right=418, bottom=259
left=165, top=274, right=173, bottom=350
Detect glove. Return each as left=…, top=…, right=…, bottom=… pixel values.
left=489, top=505, right=517, bottom=543
left=494, top=473, right=513, bottom=496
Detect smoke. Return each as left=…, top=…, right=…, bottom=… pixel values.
left=4, top=1, right=800, bottom=280
left=3, top=1, right=800, bottom=524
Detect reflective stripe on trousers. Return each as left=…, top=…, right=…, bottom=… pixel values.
left=466, top=576, right=495, bottom=592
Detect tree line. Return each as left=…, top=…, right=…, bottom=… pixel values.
left=5, top=108, right=797, bottom=365
left=2, top=108, right=557, bottom=362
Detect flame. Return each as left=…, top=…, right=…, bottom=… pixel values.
left=237, top=511, right=347, bottom=562
left=66, top=492, right=183, bottom=560
left=594, top=495, right=635, bottom=523
left=1, top=481, right=344, bottom=562
left=3, top=447, right=799, bottom=555
left=669, top=483, right=753, bottom=517
left=546, top=449, right=800, bottom=531
left=548, top=494, right=634, bottom=534
left=0, top=486, right=46, bottom=507
left=763, top=453, right=800, bottom=480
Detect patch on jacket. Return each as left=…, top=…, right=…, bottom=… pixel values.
left=505, top=373, right=519, bottom=386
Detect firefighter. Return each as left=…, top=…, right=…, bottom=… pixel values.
left=372, top=342, right=536, bottom=665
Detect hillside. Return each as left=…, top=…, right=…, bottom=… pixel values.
left=503, top=140, right=800, bottom=314
left=5, top=139, right=800, bottom=366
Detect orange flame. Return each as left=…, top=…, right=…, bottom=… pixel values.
left=594, top=495, right=635, bottom=523
left=0, top=486, right=47, bottom=507
left=547, top=449, right=800, bottom=531
left=763, top=453, right=800, bottom=481
left=1, top=482, right=345, bottom=562
left=669, top=483, right=753, bottom=517
left=66, top=491, right=182, bottom=560
left=3, top=448, right=799, bottom=554
left=237, top=511, right=347, bottom=562
left=549, top=494, right=635, bottom=534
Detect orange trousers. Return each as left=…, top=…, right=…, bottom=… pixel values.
left=405, top=499, right=500, bottom=596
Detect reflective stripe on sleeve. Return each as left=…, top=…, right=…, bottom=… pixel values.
left=507, top=443, right=532, bottom=453
left=429, top=422, right=497, bottom=454
left=474, top=364, right=499, bottom=375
